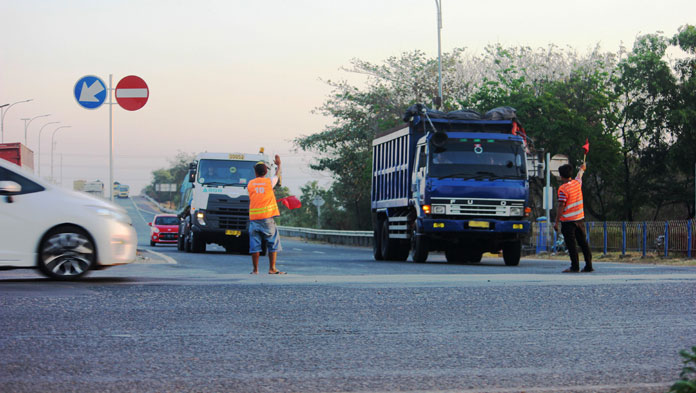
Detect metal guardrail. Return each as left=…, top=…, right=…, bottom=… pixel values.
left=278, top=226, right=372, bottom=247
left=141, top=194, right=177, bottom=214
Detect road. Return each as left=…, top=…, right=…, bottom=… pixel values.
left=1, top=196, right=695, bottom=393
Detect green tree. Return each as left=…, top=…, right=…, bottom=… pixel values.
left=144, top=151, right=195, bottom=207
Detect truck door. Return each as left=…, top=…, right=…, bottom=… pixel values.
left=412, top=144, right=427, bottom=202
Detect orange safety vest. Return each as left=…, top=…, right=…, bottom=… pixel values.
left=558, top=179, right=584, bottom=222
left=248, top=177, right=280, bottom=220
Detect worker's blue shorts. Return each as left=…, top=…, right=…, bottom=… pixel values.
left=249, top=218, right=282, bottom=253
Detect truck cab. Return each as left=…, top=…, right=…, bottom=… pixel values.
left=372, top=105, right=532, bottom=265
left=177, top=151, right=271, bottom=253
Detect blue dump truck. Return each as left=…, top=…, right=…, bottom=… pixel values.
left=371, top=104, right=532, bottom=265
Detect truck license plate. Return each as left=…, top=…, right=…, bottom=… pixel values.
left=468, top=221, right=489, bottom=229
left=225, top=230, right=241, bottom=236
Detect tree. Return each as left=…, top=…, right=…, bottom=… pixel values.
left=143, top=152, right=195, bottom=208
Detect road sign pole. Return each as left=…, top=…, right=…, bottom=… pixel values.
left=109, top=74, right=114, bottom=201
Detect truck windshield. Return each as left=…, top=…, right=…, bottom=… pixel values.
left=429, top=139, right=526, bottom=180
left=197, top=159, right=257, bottom=186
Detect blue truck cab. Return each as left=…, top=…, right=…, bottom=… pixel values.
left=371, top=104, right=532, bottom=265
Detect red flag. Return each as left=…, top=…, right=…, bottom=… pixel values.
left=582, top=138, right=590, bottom=154
left=278, top=196, right=302, bottom=210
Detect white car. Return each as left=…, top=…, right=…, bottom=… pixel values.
left=0, top=159, right=137, bottom=280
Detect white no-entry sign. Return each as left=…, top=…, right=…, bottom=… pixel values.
left=115, top=75, right=149, bottom=111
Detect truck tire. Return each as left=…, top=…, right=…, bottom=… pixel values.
left=503, top=240, right=521, bottom=266
left=177, top=233, right=185, bottom=251
left=380, top=220, right=409, bottom=261
left=373, top=218, right=384, bottom=261
left=190, top=231, right=206, bottom=253
left=410, top=230, right=428, bottom=263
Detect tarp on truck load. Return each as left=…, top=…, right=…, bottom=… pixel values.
left=403, top=104, right=482, bottom=122
left=403, top=104, right=520, bottom=122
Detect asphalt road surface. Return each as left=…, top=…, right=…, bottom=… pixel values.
left=1, top=196, right=695, bottom=393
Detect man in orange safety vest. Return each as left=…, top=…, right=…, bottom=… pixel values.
left=554, top=163, right=593, bottom=273
left=248, top=154, right=285, bottom=274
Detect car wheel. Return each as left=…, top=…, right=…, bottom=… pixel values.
left=38, top=226, right=95, bottom=280
left=150, top=240, right=156, bottom=247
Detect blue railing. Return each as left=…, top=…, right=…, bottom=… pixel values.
left=531, top=219, right=696, bottom=258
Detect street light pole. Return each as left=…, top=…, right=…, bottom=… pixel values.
left=37, top=121, right=60, bottom=177
left=1, top=99, right=33, bottom=143
left=434, top=0, right=443, bottom=109
left=50, top=126, right=71, bottom=183
left=21, top=114, right=50, bottom=146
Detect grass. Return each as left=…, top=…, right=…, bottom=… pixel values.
left=529, top=250, right=696, bottom=266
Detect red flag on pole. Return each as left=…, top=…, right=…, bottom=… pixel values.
left=582, top=138, right=590, bottom=154
left=278, top=196, right=302, bottom=210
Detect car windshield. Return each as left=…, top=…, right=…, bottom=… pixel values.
left=155, top=216, right=179, bottom=225
left=429, top=138, right=526, bottom=180
left=197, top=159, right=257, bottom=186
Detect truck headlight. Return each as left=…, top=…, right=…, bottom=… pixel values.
left=196, top=211, right=206, bottom=226
left=510, top=207, right=524, bottom=216
left=432, top=205, right=446, bottom=214
left=152, top=227, right=160, bottom=233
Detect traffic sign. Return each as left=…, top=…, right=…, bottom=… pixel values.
left=115, top=75, right=149, bottom=111
left=74, top=75, right=107, bottom=109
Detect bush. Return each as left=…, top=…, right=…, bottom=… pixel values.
left=669, top=347, right=696, bottom=393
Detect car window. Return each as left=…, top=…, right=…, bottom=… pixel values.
left=0, top=167, right=45, bottom=195
left=155, top=216, right=179, bottom=225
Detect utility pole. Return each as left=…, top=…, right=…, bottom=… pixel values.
left=434, top=0, right=443, bottom=109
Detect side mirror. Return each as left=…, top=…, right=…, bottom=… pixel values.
left=148, top=222, right=152, bottom=226
left=0, top=181, right=22, bottom=195
left=0, top=181, right=21, bottom=204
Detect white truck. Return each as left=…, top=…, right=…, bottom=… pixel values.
left=177, top=151, right=273, bottom=253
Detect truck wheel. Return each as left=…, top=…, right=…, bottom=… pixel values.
left=410, top=230, right=428, bottom=263
left=177, top=234, right=184, bottom=251
left=190, top=232, right=206, bottom=253
left=373, top=218, right=384, bottom=261
left=150, top=240, right=156, bottom=247
left=503, top=240, right=521, bottom=266
left=380, top=220, right=409, bottom=261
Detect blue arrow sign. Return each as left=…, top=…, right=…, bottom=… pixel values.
left=74, top=75, right=107, bottom=109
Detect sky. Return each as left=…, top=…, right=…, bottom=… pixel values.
left=1, top=0, right=693, bottom=198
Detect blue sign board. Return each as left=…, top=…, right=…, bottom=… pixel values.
left=74, top=75, right=107, bottom=109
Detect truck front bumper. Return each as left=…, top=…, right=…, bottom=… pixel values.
left=420, top=218, right=530, bottom=235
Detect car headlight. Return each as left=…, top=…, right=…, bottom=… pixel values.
left=89, top=205, right=132, bottom=225
left=510, top=207, right=524, bottom=216
left=432, top=205, right=446, bottom=214
left=152, top=227, right=160, bottom=233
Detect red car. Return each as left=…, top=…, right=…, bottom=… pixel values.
left=149, top=214, right=179, bottom=246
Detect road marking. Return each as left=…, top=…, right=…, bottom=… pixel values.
left=313, top=251, right=325, bottom=254
left=338, top=382, right=669, bottom=393
left=129, top=197, right=150, bottom=225
left=142, top=249, right=177, bottom=265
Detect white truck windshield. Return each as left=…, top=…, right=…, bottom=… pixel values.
left=197, top=159, right=257, bottom=186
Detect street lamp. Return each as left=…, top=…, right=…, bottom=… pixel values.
left=37, top=121, right=60, bottom=177
left=21, top=114, right=51, bottom=146
left=50, top=126, right=71, bottom=183
left=0, top=99, right=33, bottom=143
left=434, top=0, right=443, bottom=109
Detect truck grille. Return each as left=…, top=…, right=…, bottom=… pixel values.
left=206, top=194, right=250, bottom=230
left=431, top=198, right=524, bottom=217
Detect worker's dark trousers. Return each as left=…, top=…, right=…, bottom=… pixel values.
left=561, top=220, right=592, bottom=271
